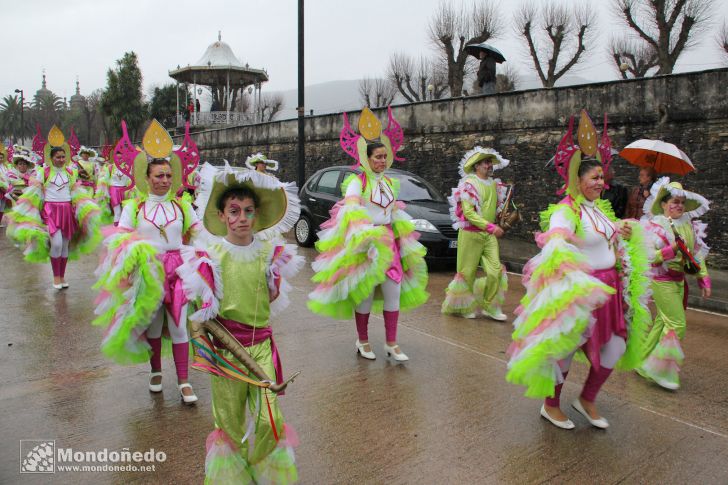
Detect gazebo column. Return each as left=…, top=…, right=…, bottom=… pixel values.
left=226, top=70, right=230, bottom=124
left=175, top=81, right=179, bottom=126
left=193, top=73, right=198, bottom=126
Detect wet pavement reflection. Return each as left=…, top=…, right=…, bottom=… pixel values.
left=1, top=237, right=727, bottom=484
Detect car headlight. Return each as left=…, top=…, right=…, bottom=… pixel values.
left=411, top=219, right=439, bottom=233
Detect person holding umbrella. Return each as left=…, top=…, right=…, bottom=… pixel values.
left=620, top=138, right=695, bottom=221
left=637, top=178, right=711, bottom=390
left=465, top=42, right=506, bottom=95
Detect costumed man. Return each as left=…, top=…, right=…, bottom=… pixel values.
left=192, top=162, right=302, bottom=484
left=308, top=107, right=429, bottom=361
left=442, top=147, right=510, bottom=321
left=506, top=111, right=652, bottom=429
left=637, top=177, right=711, bottom=390
left=93, top=120, right=215, bottom=404
left=6, top=126, right=102, bottom=289
left=74, top=146, right=99, bottom=195
left=245, top=152, right=279, bottom=176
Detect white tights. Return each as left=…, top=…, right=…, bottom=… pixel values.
left=558, top=334, right=627, bottom=373
left=355, top=278, right=401, bottom=313
left=146, top=305, right=189, bottom=344
left=113, top=205, right=122, bottom=223
left=50, top=231, right=70, bottom=258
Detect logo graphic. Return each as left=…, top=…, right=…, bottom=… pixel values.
left=20, top=440, right=55, bottom=473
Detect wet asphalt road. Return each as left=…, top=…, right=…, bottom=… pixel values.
left=1, top=237, right=727, bottom=484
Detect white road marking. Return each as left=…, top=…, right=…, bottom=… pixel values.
left=393, top=319, right=728, bottom=440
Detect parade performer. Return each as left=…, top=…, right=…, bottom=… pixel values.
left=245, top=152, right=279, bottom=175
left=308, top=107, right=429, bottom=361
left=93, top=153, right=114, bottom=225
left=442, top=147, right=510, bottom=320
left=2, top=146, right=37, bottom=214
left=106, top=146, right=133, bottom=225
left=0, top=144, right=12, bottom=225
left=191, top=161, right=302, bottom=484
left=7, top=146, right=37, bottom=191
left=74, top=146, right=99, bottom=195
left=93, top=120, right=214, bottom=404
left=637, top=177, right=710, bottom=390
left=5, top=126, right=102, bottom=289
left=506, top=111, right=651, bottom=429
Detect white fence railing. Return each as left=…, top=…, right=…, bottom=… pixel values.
left=177, top=111, right=257, bottom=127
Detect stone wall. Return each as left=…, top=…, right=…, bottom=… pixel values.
left=175, top=68, right=728, bottom=269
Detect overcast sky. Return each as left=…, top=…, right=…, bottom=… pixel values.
left=2, top=0, right=727, bottom=100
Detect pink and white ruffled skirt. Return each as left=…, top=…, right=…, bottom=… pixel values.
left=43, top=201, right=76, bottom=239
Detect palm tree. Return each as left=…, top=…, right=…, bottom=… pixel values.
left=30, top=92, right=65, bottom=135
left=0, top=94, right=26, bottom=143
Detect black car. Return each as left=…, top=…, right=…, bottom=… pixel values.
left=294, top=166, right=458, bottom=264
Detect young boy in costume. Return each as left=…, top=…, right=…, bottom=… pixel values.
left=193, top=162, right=302, bottom=484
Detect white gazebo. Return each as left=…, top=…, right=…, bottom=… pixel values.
left=169, top=32, right=269, bottom=126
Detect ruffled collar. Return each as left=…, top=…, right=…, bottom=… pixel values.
left=218, top=235, right=265, bottom=262
left=467, top=174, right=495, bottom=186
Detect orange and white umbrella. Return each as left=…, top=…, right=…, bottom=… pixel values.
left=619, top=139, right=695, bottom=175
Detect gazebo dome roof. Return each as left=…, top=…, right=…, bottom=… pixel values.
left=195, top=40, right=244, bottom=68
left=168, top=32, right=268, bottom=87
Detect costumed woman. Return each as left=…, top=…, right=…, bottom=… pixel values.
left=245, top=152, right=279, bottom=176
left=506, top=111, right=651, bottom=429
left=637, top=177, right=710, bottom=390
left=93, top=120, right=216, bottom=404
left=308, top=107, right=429, bottom=361
left=7, top=146, right=37, bottom=190
left=108, top=146, right=133, bottom=225
left=442, top=147, right=510, bottom=321
left=5, top=126, right=102, bottom=289
left=192, top=162, right=302, bottom=484
left=0, top=144, right=12, bottom=226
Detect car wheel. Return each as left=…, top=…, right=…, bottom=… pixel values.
left=295, top=215, right=316, bottom=247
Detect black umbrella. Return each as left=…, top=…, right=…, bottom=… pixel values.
left=464, top=42, right=506, bottom=63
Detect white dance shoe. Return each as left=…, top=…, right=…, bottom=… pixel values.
left=355, top=340, right=376, bottom=360
left=178, top=383, right=198, bottom=404
left=61, top=282, right=69, bottom=289
left=540, top=404, right=575, bottom=430
left=463, top=312, right=477, bottom=319
left=52, top=283, right=63, bottom=290
left=384, top=344, right=409, bottom=362
left=572, top=399, right=609, bottom=429
left=483, top=308, right=508, bottom=321
left=148, top=372, right=163, bottom=393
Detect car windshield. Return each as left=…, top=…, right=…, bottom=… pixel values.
left=389, top=172, right=446, bottom=203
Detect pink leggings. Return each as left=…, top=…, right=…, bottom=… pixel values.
left=355, top=311, right=399, bottom=342
left=148, top=338, right=189, bottom=380
left=545, top=335, right=625, bottom=406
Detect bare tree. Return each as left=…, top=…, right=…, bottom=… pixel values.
left=496, top=64, right=521, bottom=92
left=428, top=1, right=504, bottom=96
left=387, top=53, right=449, bottom=102
left=609, top=37, right=659, bottom=78
left=260, top=93, right=284, bottom=122
left=358, top=77, right=398, bottom=107
left=612, top=0, right=715, bottom=75
left=515, top=1, right=597, bottom=88
left=718, top=20, right=728, bottom=63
